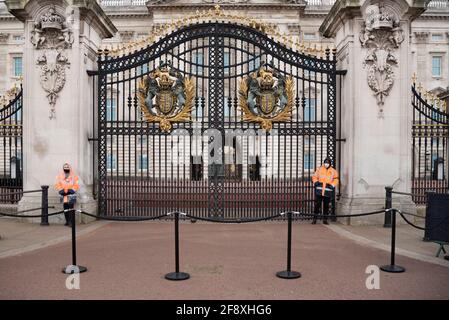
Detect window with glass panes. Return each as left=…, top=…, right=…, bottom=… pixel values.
left=432, top=56, right=442, bottom=77
left=138, top=153, right=148, bottom=170
left=192, top=52, right=204, bottom=75
left=304, top=151, right=315, bottom=170
left=107, top=153, right=117, bottom=170
left=249, top=56, right=260, bottom=72
left=304, top=98, right=316, bottom=121
left=106, top=98, right=117, bottom=121
left=13, top=57, right=22, bottom=77
left=224, top=52, right=230, bottom=75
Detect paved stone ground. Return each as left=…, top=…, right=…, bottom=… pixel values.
left=331, top=222, right=449, bottom=266
left=1, top=220, right=448, bottom=300
left=0, top=217, right=108, bottom=258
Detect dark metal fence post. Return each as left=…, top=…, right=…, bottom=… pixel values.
left=62, top=209, right=87, bottom=274
left=380, top=209, right=405, bottom=273
left=40, top=185, right=49, bottom=226
left=276, top=212, right=301, bottom=279
left=384, top=186, right=393, bottom=228
left=165, top=212, right=190, bottom=281
left=423, top=191, right=432, bottom=242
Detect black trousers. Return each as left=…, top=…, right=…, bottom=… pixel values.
left=313, top=194, right=330, bottom=221
left=63, top=203, right=74, bottom=224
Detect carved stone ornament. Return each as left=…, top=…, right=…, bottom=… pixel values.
left=0, top=33, right=9, bottom=43
left=359, top=4, right=404, bottom=112
left=31, top=5, right=73, bottom=119
left=37, top=49, right=69, bottom=119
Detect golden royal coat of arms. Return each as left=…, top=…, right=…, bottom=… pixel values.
left=238, top=63, right=294, bottom=131
left=138, top=61, right=195, bottom=132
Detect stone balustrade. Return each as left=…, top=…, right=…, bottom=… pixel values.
left=96, top=0, right=447, bottom=9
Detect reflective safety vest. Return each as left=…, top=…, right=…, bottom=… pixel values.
left=312, top=166, right=339, bottom=196
left=55, top=166, right=79, bottom=204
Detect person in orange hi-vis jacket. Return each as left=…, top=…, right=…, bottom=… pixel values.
left=311, top=158, right=339, bottom=225
left=55, top=163, right=79, bottom=226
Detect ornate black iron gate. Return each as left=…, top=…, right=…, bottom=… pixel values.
left=411, top=79, right=449, bottom=204
left=96, top=20, right=337, bottom=218
left=0, top=84, right=23, bottom=204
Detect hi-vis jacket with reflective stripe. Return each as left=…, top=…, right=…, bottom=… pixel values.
left=55, top=165, right=79, bottom=204
left=312, top=166, right=339, bottom=196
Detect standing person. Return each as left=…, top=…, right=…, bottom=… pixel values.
left=311, top=158, right=339, bottom=225
left=55, top=163, right=79, bottom=226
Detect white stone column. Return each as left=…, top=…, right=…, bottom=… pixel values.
left=320, top=0, right=428, bottom=225
left=6, top=0, right=116, bottom=223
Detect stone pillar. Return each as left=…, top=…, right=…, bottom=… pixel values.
left=5, top=0, right=116, bottom=223
left=320, top=0, right=428, bottom=225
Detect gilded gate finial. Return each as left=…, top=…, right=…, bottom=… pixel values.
left=0, top=82, right=22, bottom=108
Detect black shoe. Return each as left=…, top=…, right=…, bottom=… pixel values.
left=311, top=220, right=317, bottom=225
left=445, top=255, right=449, bottom=261
left=323, top=220, right=329, bottom=225
left=64, top=222, right=69, bottom=226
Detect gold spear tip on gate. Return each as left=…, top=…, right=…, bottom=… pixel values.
left=412, top=72, right=417, bottom=83
left=417, top=82, right=423, bottom=93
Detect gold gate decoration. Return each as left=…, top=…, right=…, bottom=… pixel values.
left=238, top=65, right=294, bottom=131
left=138, top=62, right=194, bottom=132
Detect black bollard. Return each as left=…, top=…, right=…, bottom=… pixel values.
left=276, top=212, right=301, bottom=279
left=383, top=186, right=392, bottom=228
left=40, top=185, right=49, bottom=226
left=165, top=212, right=190, bottom=281
left=380, top=209, right=405, bottom=273
left=62, top=209, right=87, bottom=274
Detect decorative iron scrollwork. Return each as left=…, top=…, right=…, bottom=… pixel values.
left=238, top=63, right=294, bottom=131
left=138, top=61, right=194, bottom=132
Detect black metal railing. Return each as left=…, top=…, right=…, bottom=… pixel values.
left=0, top=83, right=23, bottom=204
left=0, top=185, right=52, bottom=225
left=91, top=20, right=340, bottom=219
left=411, top=82, right=449, bottom=204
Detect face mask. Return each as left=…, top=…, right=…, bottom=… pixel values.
left=324, top=163, right=330, bottom=169
left=64, top=169, right=70, bottom=174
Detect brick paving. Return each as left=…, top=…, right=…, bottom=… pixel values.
left=0, top=221, right=448, bottom=299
